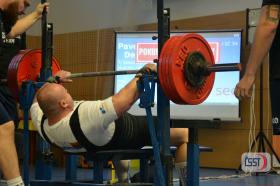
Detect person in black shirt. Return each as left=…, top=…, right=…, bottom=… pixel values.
left=234, top=2, right=280, bottom=134
left=0, top=1, right=49, bottom=186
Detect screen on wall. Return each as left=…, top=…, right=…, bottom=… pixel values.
left=114, top=30, right=242, bottom=121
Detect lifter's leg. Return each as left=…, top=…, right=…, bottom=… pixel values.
left=113, top=160, right=130, bottom=183
left=170, top=128, right=188, bottom=186
left=0, top=121, right=23, bottom=186
left=170, top=128, right=188, bottom=162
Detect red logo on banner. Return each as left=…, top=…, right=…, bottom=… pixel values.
left=208, top=42, right=220, bottom=63
left=136, top=43, right=158, bottom=63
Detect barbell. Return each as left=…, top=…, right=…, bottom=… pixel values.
left=6, top=33, right=241, bottom=104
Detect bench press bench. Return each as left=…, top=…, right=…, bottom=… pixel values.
left=30, top=144, right=213, bottom=186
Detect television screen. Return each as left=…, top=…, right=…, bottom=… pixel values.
left=114, top=30, right=241, bottom=121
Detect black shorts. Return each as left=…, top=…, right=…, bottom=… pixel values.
left=101, top=113, right=154, bottom=150
left=0, top=85, right=19, bottom=126
left=270, top=80, right=280, bottom=135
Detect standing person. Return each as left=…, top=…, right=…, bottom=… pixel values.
left=0, top=1, right=49, bottom=185
left=234, top=0, right=280, bottom=158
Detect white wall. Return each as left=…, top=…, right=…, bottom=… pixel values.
left=26, top=0, right=262, bottom=35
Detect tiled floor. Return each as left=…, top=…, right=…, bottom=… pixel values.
left=25, top=167, right=280, bottom=186
left=199, top=169, right=280, bottom=186
left=200, top=175, right=280, bottom=186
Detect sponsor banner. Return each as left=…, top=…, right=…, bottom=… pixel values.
left=241, top=152, right=271, bottom=173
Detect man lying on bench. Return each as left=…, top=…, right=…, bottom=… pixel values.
left=30, top=64, right=188, bottom=185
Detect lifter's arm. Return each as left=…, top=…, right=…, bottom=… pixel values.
left=112, top=64, right=156, bottom=117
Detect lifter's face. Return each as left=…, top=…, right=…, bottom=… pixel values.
left=38, top=83, right=74, bottom=110
left=60, top=85, right=74, bottom=110
left=49, top=83, right=74, bottom=110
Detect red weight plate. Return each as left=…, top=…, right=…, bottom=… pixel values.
left=158, top=36, right=172, bottom=97
left=164, top=34, right=189, bottom=104
left=167, top=33, right=196, bottom=104
left=7, top=49, right=61, bottom=100
left=161, top=36, right=185, bottom=103
left=165, top=36, right=186, bottom=104
left=159, top=36, right=180, bottom=101
left=168, top=34, right=215, bottom=105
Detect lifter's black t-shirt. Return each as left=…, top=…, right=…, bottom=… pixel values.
left=0, top=9, right=23, bottom=79
left=262, top=0, right=280, bottom=80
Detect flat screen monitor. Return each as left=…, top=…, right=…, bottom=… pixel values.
left=114, top=30, right=242, bottom=121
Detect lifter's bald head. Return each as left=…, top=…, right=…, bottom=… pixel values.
left=37, top=83, right=74, bottom=118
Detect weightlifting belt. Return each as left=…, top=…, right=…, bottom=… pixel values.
left=40, top=104, right=86, bottom=150
left=69, top=102, right=105, bottom=152
left=41, top=102, right=112, bottom=152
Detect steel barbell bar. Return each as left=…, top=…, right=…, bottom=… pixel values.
left=2, top=62, right=240, bottom=84
left=48, top=70, right=140, bottom=83
left=46, top=63, right=240, bottom=83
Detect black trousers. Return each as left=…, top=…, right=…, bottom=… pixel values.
left=100, top=113, right=154, bottom=150
left=0, top=85, right=19, bottom=126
